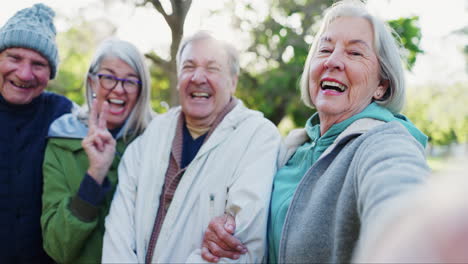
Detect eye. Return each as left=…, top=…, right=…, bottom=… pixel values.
left=207, top=66, right=220, bottom=72
left=349, top=51, right=363, bottom=56
left=7, top=54, right=21, bottom=62
left=182, top=64, right=195, bottom=70
left=32, top=61, right=47, bottom=68
left=124, top=79, right=139, bottom=86
left=101, top=75, right=115, bottom=81
left=319, top=48, right=332, bottom=54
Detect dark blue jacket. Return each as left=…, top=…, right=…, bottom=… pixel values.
left=0, top=92, right=72, bottom=263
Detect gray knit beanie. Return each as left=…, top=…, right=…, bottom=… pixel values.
left=0, top=3, right=59, bottom=79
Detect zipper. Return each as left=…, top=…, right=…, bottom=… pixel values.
left=209, top=193, right=215, bottom=219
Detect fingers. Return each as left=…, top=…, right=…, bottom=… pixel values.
left=202, top=214, right=247, bottom=260
left=201, top=246, right=220, bottom=263
left=224, top=213, right=236, bottom=234
left=88, top=99, right=99, bottom=132
left=202, top=242, right=241, bottom=261
left=204, top=228, right=232, bottom=252
left=98, top=101, right=109, bottom=130
left=83, top=126, right=115, bottom=153
left=89, top=98, right=108, bottom=132
left=214, top=215, right=246, bottom=253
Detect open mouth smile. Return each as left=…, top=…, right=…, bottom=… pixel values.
left=190, top=92, right=210, bottom=99
left=10, top=80, right=34, bottom=89
left=107, top=98, right=127, bottom=115
left=321, top=81, right=347, bottom=92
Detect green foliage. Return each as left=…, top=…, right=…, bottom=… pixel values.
left=48, top=19, right=116, bottom=106
left=148, top=62, right=171, bottom=113
left=231, top=0, right=423, bottom=129
left=404, top=83, right=468, bottom=145
left=48, top=17, right=170, bottom=113
left=233, top=0, right=333, bottom=127
left=388, top=16, right=424, bottom=70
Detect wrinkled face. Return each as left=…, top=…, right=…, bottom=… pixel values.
left=177, top=38, right=237, bottom=127
left=0, top=48, right=50, bottom=105
left=309, top=17, right=387, bottom=123
left=91, top=57, right=140, bottom=130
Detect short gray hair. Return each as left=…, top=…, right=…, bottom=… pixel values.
left=84, top=38, right=154, bottom=139
left=176, top=30, right=240, bottom=77
left=300, top=0, right=406, bottom=113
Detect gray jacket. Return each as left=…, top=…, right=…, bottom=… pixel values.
left=277, top=119, right=430, bottom=263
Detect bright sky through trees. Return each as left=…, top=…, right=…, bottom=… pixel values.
left=2, top=0, right=467, bottom=86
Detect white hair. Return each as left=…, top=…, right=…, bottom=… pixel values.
left=300, top=0, right=406, bottom=113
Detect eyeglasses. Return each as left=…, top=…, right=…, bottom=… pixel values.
left=96, top=73, right=141, bottom=94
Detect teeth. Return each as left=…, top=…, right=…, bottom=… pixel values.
left=12, top=81, right=30, bottom=89
left=109, top=99, right=124, bottom=105
left=321, top=81, right=346, bottom=92
left=192, top=92, right=209, bottom=98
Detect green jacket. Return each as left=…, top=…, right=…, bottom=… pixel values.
left=41, top=114, right=134, bottom=264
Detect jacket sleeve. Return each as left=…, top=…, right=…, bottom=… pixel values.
left=102, top=136, right=141, bottom=263
left=186, top=121, right=281, bottom=263
left=353, top=126, right=430, bottom=258
left=41, top=142, right=100, bottom=263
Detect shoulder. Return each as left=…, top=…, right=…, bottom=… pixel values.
left=42, top=91, right=73, bottom=110
left=145, top=106, right=180, bottom=131
left=40, top=92, right=74, bottom=122
left=46, top=136, right=83, bottom=154
left=227, top=100, right=278, bottom=131
left=128, top=107, right=180, bottom=150
left=359, top=121, right=421, bottom=148
left=48, top=113, right=88, bottom=139
left=350, top=121, right=428, bottom=170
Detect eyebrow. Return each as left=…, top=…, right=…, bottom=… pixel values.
left=182, top=59, right=195, bottom=64
left=206, top=60, right=220, bottom=66
left=183, top=59, right=221, bottom=67
left=348, top=39, right=372, bottom=49
left=320, top=36, right=372, bottom=49
left=5, top=50, right=49, bottom=65
left=100, top=67, right=138, bottom=78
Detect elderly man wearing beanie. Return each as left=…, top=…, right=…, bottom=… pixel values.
left=0, top=3, right=73, bottom=263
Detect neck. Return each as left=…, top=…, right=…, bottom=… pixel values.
left=186, top=122, right=210, bottom=139
left=185, top=115, right=217, bottom=130
left=318, top=104, right=371, bottom=135
left=318, top=113, right=347, bottom=135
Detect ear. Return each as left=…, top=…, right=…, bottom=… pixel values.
left=230, top=75, right=238, bottom=94
left=374, top=79, right=389, bottom=100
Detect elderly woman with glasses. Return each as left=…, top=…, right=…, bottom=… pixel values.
left=200, top=0, right=430, bottom=263
left=40, top=38, right=154, bottom=264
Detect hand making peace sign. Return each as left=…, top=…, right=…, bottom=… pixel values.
left=82, top=99, right=117, bottom=185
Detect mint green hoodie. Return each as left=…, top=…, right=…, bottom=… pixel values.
left=268, top=102, right=427, bottom=263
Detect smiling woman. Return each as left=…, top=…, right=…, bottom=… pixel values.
left=200, top=1, right=430, bottom=263
left=40, top=38, right=154, bottom=264
left=89, top=56, right=140, bottom=130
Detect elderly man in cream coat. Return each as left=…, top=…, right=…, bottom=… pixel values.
left=102, top=31, right=281, bottom=263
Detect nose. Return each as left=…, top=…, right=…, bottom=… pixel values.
left=16, top=62, right=34, bottom=81
left=112, top=81, right=125, bottom=94
left=324, top=50, right=345, bottom=71
left=190, top=67, right=207, bottom=84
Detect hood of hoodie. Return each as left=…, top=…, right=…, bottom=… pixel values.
left=48, top=112, right=126, bottom=139
left=367, top=103, right=428, bottom=148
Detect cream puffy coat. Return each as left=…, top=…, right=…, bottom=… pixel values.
left=102, top=102, right=281, bottom=263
